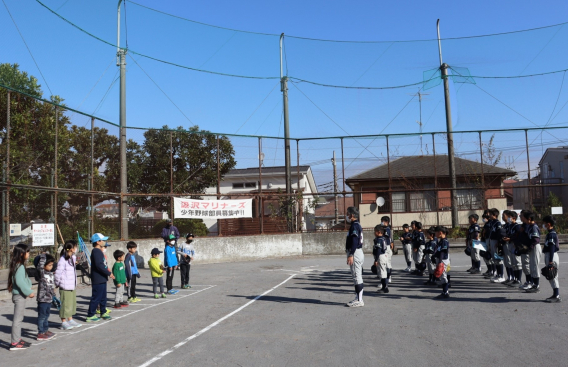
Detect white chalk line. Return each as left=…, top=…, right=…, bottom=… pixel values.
left=34, top=285, right=216, bottom=345
left=138, top=274, right=297, bottom=367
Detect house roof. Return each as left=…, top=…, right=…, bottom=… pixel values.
left=347, top=155, right=516, bottom=182
left=538, top=146, right=568, bottom=166
left=227, top=166, right=311, bottom=176
left=315, top=196, right=354, bottom=217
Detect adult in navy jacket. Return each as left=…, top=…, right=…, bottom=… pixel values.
left=161, top=219, right=180, bottom=244
left=86, top=233, right=115, bottom=321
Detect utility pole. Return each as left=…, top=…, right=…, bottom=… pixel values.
left=332, top=151, right=338, bottom=225
left=280, top=33, right=292, bottom=231
left=437, top=19, right=458, bottom=228
left=117, top=0, right=128, bottom=240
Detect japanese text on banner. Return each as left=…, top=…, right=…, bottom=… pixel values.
left=174, top=198, right=253, bottom=219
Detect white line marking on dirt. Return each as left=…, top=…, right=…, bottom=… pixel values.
left=34, top=285, right=216, bottom=345
left=138, top=274, right=296, bottom=367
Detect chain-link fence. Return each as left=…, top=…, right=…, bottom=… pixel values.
left=2, top=82, right=568, bottom=266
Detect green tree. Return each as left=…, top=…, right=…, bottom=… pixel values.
left=135, top=126, right=236, bottom=212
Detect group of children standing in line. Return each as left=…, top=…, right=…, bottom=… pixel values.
left=346, top=208, right=561, bottom=307
left=7, top=231, right=196, bottom=351
left=374, top=216, right=451, bottom=298
left=464, top=209, right=561, bottom=303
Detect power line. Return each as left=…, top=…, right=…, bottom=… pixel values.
left=234, top=82, right=280, bottom=133
left=129, top=55, right=195, bottom=126
left=125, top=0, right=568, bottom=44
left=3, top=0, right=53, bottom=96
left=35, top=0, right=568, bottom=89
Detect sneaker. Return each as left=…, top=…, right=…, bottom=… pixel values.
left=383, top=287, right=390, bottom=294
left=466, top=267, right=473, bottom=273
left=86, top=315, right=101, bottom=323
left=508, top=280, right=521, bottom=287
left=68, top=320, right=81, bottom=328
left=154, top=294, right=160, bottom=299
left=133, top=297, right=142, bottom=302
left=347, top=300, right=364, bottom=307
left=10, top=340, right=30, bottom=351
left=161, top=293, right=167, bottom=298
left=101, top=312, right=112, bottom=320
left=60, top=321, right=73, bottom=330
left=470, top=269, right=481, bottom=274
left=503, top=279, right=511, bottom=285
left=113, top=304, right=122, bottom=309
left=491, top=277, right=505, bottom=283
left=520, top=282, right=532, bottom=290
left=128, top=297, right=135, bottom=302
left=346, top=298, right=358, bottom=306
left=37, top=333, right=48, bottom=341
left=186, top=285, right=192, bottom=289
left=45, top=331, right=56, bottom=339
left=120, top=301, right=129, bottom=307
left=525, top=286, right=540, bottom=293
left=404, top=267, right=411, bottom=272
left=434, top=293, right=449, bottom=299
left=546, top=296, right=562, bottom=303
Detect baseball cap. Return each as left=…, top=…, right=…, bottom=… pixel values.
left=91, top=233, right=109, bottom=243
left=186, top=233, right=194, bottom=239
left=151, top=248, right=163, bottom=255
left=168, top=234, right=176, bottom=240
left=166, top=219, right=172, bottom=223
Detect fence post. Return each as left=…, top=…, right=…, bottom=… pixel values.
left=170, top=132, right=174, bottom=221
left=432, top=134, right=439, bottom=226
left=479, top=131, right=486, bottom=207
left=341, top=138, right=346, bottom=230
left=91, top=117, right=95, bottom=236
left=3, top=90, right=10, bottom=266
left=386, top=135, right=392, bottom=228
left=296, top=139, right=301, bottom=232
left=54, top=106, right=58, bottom=241
left=525, top=130, right=532, bottom=208
left=258, top=137, right=263, bottom=234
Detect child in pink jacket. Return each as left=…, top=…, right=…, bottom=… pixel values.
left=55, top=241, right=82, bottom=330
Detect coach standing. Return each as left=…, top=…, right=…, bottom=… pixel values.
left=161, top=219, right=180, bottom=245
left=345, top=207, right=365, bottom=307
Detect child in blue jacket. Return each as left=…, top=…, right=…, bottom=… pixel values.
left=164, top=235, right=179, bottom=295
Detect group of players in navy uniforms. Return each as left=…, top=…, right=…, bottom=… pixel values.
left=345, top=206, right=561, bottom=308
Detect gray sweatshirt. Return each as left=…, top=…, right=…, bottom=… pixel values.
left=177, top=242, right=195, bottom=265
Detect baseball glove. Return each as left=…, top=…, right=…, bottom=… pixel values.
left=542, top=262, right=558, bottom=280
left=464, top=247, right=472, bottom=256
left=371, top=264, right=377, bottom=275
left=433, top=262, right=445, bottom=278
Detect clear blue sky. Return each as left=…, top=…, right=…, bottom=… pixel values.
left=2, top=0, right=568, bottom=187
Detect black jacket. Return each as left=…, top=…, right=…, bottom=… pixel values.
left=90, top=247, right=112, bottom=285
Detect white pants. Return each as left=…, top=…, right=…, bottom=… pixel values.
left=385, top=247, right=392, bottom=269
left=544, top=252, right=560, bottom=289
left=470, top=247, right=481, bottom=262
left=413, top=246, right=424, bottom=265
left=521, top=253, right=531, bottom=275
left=425, top=253, right=434, bottom=274
left=503, top=241, right=512, bottom=268
left=349, top=249, right=364, bottom=285
left=529, top=244, right=543, bottom=279
left=403, top=244, right=412, bottom=264
left=509, top=243, right=522, bottom=270
left=378, top=254, right=388, bottom=279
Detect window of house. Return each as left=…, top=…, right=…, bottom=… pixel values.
left=456, top=183, right=482, bottom=210
left=245, top=182, right=257, bottom=188
left=232, top=183, right=244, bottom=189
left=392, top=192, right=406, bottom=212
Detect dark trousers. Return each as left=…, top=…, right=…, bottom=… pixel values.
left=87, top=283, right=108, bottom=317
left=166, top=268, right=176, bottom=291
left=127, top=276, right=137, bottom=298
left=37, top=302, right=51, bottom=333
left=180, top=264, right=191, bottom=285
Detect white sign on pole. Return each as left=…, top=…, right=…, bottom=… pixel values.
left=10, top=224, right=21, bottom=236
left=552, top=207, right=563, bottom=215
left=32, top=224, right=55, bottom=247
left=174, top=198, right=253, bottom=219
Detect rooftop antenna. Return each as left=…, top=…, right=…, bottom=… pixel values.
left=408, top=89, right=429, bottom=155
